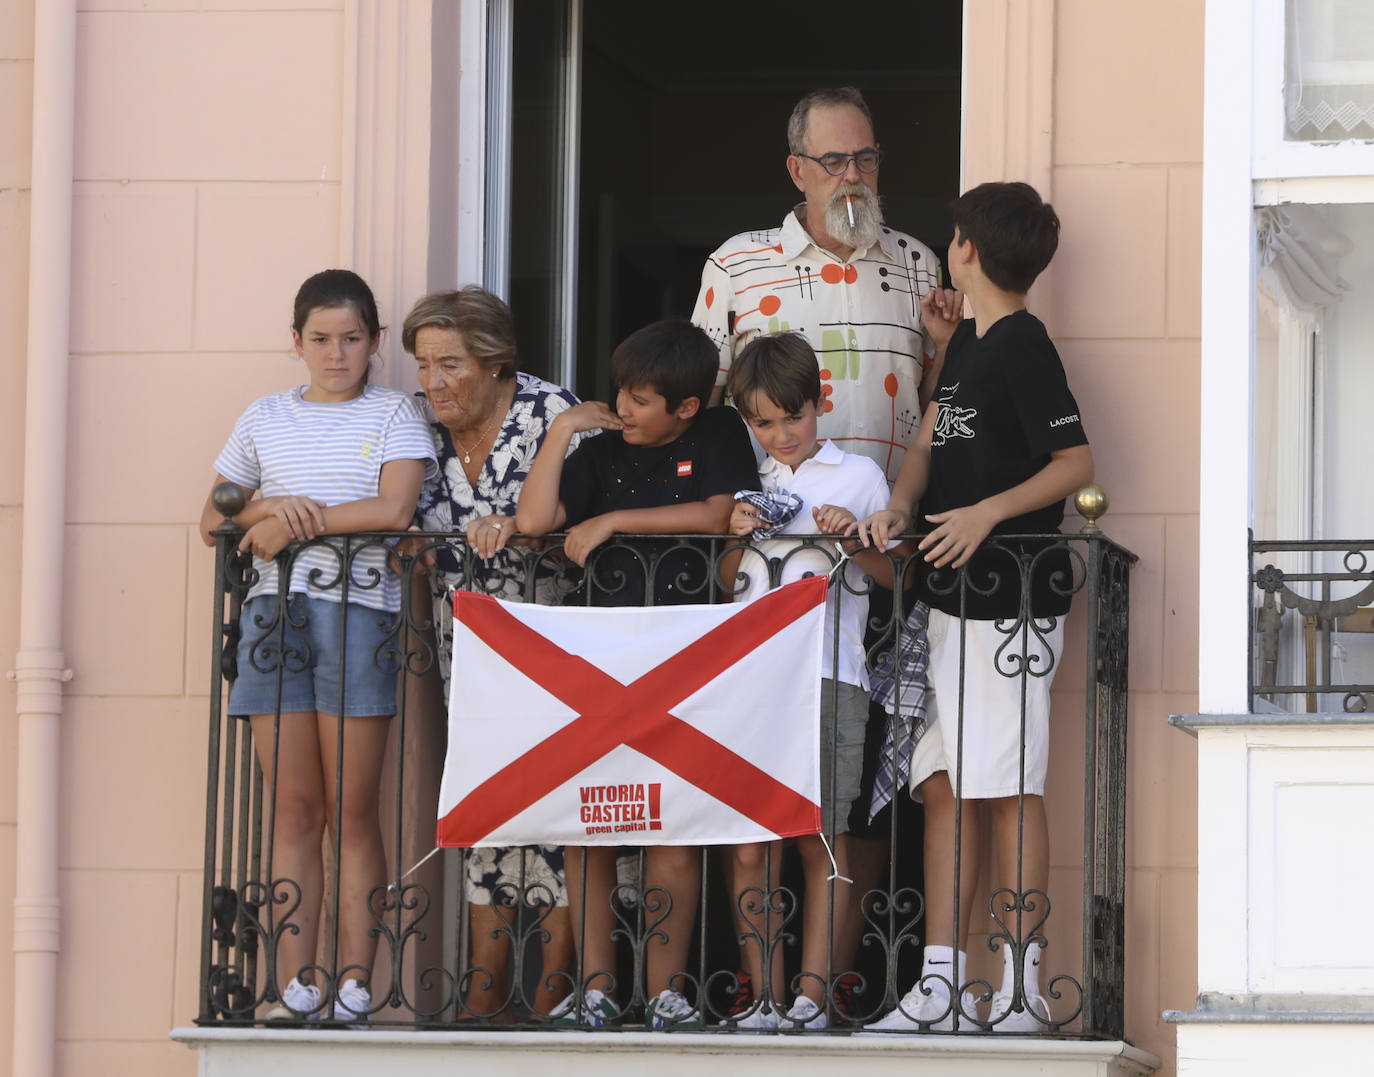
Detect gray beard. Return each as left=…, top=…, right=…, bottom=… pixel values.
left=825, top=184, right=883, bottom=251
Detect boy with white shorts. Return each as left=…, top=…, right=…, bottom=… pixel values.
left=855, top=182, right=1094, bottom=1034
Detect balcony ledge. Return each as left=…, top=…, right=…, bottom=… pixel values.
left=173, top=1026, right=1159, bottom=1077
left=1169, top=713, right=1374, bottom=737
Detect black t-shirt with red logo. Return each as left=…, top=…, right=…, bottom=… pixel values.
left=921, top=310, right=1089, bottom=620
left=559, top=405, right=760, bottom=606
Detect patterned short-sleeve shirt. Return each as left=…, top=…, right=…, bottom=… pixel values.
left=692, top=206, right=939, bottom=483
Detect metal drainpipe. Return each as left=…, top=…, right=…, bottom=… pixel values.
left=9, top=2, right=77, bottom=1076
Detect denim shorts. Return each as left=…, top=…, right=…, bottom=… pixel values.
left=227, top=593, right=401, bottom=718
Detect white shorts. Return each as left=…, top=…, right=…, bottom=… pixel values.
left=907, top=609, right=1064, bottom=800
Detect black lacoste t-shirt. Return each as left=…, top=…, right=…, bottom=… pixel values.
left=921, top=310, right=1088, bottom=620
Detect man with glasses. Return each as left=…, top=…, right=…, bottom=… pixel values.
left=692, top=86, right=942, bottom=483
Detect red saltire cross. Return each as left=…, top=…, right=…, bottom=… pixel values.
left=437, top=575, right=828, bottom=846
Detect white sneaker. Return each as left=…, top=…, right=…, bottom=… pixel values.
left=864, top=986, right=976, bottom=1032
left=333, top=978, right=371, bottom=1028
left=646, top=987, right=702, bottom=1029
left=728, top=1003, right=780, bottom=1030
left=988, top=990, right=1050, bottom=1033
left=549, top=987, right=621, bottom=1027
left=264, top=977, right=321, bottom=1022
left=782, top=995, right=827, bottom=1030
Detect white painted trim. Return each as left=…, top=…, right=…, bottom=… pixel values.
left=1254, top=175, right=1374, bottom=204
left=483, top=0, right=513, bottom=300
left=456, top=0, right=487, bottom=286
left=1271, top=311, right=1314, bottom=542
left=1178, top=1021, right=1374, bottom=1076
left=172, top=1027, right=1161, bottom=1077
left=1199, top=0, right=1256, bottom=714
left=1195, top=728, right=1251, bottom=994
left=555, top=0, right=583, bottom=390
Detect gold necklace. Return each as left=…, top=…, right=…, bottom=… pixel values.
left=452, top=410, right=501, bottom=465
left=451, top=382, right=517, bottom=466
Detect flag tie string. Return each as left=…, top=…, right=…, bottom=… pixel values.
left=392, top=845, right=443, bottom=893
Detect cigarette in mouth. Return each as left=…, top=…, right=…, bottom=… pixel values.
left=846, top=194, right=855, bottom=227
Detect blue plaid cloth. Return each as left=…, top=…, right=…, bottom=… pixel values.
left=733, top=487, right=803, bottom=539
left=868, top=600, right=932, bottom=821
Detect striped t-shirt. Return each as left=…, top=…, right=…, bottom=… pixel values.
left=215, top=385, right=438, bottom=612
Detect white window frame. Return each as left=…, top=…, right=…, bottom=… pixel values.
left=1253, top=2, right=1374, bottom=181
left=1203, top=1, right=1374, bottom=714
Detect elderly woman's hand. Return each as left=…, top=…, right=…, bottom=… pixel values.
left=466, top=514, right=518, bottom=559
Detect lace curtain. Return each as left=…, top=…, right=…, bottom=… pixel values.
left=1286, top=0, right=1374, bottom=141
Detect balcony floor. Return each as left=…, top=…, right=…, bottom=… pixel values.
left=173, top=1026, right=1160, bottom=1077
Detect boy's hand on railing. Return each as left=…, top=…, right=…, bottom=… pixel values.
left=466, top=514, right=517, bottom=559
left=813, top=504, right=856, bottom=535
left=238, top=516, right=292, bottom=560
left=563, top=515, right=616, bottom=566
left=919, top=503, right=997, bottom=568
left=851, top=509, right=908, bottom=549
left=729, top=499, right=763, bottom=536
left=264, top=494, right=328, bottom=541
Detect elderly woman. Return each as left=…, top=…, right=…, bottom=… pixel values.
left=404, top=286, right=586, bottom=1021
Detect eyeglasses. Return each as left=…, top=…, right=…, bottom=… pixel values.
left=794, top=149, right=885, bottom=176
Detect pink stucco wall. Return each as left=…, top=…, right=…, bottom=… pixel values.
left=0, top=2, right=1202, bottom=1075
left=1044, top=3, right=1203, bottom=1071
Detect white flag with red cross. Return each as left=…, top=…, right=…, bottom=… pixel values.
left=436, top=575, right=828, bottom=847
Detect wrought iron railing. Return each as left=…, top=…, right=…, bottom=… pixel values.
left=1251, top=535, right=1374, bottom=713
left=197, top=485, right=1135, bottom=1038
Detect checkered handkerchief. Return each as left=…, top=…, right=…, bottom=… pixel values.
left=733, top=487, right=803, bottom=539
left=868, top=600, right=932, bottom=821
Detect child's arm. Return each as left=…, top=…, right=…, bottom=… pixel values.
left=515, top=401, right=621, bottom=537
left=563, top=494, right=736, bottom=567
left=812, top=503, right=903, bottom=589
left=716, top=497, right=763, bottom=591
left=916, top=287, right=963, bottom=414
left=853, top=398, right=938, bottom=548
left=199, top=478, right=330, bottom=548
left=236, top=457, right=427, bottom=560
left=919, top=442, right=1094, bottom=569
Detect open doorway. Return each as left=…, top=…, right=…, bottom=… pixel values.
left=504, top=0, right=964, bottom=401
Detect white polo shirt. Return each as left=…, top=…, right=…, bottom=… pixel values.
left=734, top=441, right=894, bottom=688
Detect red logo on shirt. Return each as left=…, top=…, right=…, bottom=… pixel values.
left=677, top=461, right=693, bottom=476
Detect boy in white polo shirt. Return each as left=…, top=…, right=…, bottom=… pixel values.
left=721, top=332, right=898, bottom=1031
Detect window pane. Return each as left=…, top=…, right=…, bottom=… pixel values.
left=1285, top=0, right=1374, bottom=141
left=1253, top=202, right=1374, bottom=713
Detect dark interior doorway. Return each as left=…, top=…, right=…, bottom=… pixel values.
left=508, top=0, right=963, bottom=401
left=501, top=2, right=963, bottom=1020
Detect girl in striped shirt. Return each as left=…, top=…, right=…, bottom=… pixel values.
left=199, top=269, right=436, bottom=1025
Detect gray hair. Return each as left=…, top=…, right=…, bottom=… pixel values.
left=400, top=285, right=518, bottom=381
left=786, top=87, right=874, bottom=155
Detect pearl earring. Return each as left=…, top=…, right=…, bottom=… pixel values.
left=491, top=370, right=498, bottom=378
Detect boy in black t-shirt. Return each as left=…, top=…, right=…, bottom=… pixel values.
left=856, top=183, right=1093, bottom=1034
left=517, top=320, right=759, bottom=1029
